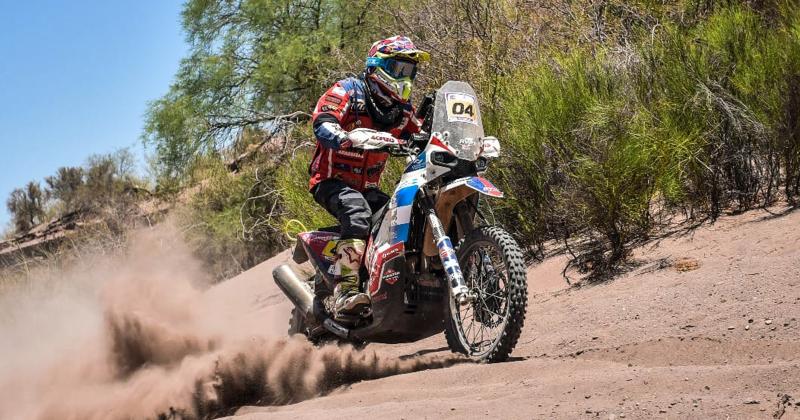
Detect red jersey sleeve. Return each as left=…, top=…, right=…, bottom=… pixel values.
left=312, top=82, right=351, bottom=125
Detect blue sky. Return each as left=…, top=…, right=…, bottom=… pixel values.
left=0, top=1, right=186, bottom=229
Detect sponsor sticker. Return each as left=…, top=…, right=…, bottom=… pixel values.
left=383, top=245, right=402, bottom=262
left=404, top=152, right=427, bottom=173
left=324, top=95, right=342, bottom=105
left=368, top=242, right=404, bottom=295
left=466, top=177, right=504, bottom=197
left=320, top=104, right=338, bottom=112
left=458, top=138, right=476, bottom=150
left=382, top=268, right=400, bottom=285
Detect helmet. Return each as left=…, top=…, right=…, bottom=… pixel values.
left=365, top=36, right=430, bottom=103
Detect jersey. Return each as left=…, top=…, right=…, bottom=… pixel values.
left=309, top=76, right=421, bottom=191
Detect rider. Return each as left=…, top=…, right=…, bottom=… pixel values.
left=309, top=36, right=429, bottom=319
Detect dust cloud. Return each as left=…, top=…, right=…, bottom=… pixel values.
left=0, top=225, right=463, bottom=419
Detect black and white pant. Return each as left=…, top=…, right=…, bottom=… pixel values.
left=312, top=179, right=390, bottom=240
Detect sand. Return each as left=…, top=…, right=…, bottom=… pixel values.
left=226, top=206, right=800, bottom=419
left=1, top=206, right=798, bottom=419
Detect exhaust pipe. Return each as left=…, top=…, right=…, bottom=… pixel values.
left=272, top=264, right=353, bottom=340
left=272, top=264, right=314, bottom=320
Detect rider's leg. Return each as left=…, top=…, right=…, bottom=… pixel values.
left=332, top=238, right=369, bottom=315
left=313, top=179, right=373, bottom=317
left=363, top=188, right=390, bottom=215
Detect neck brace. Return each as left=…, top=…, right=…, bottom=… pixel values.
left=363, top=73, right=403, bottom=128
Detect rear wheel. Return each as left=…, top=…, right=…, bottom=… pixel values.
left=444, top=226, right=527, bottom=362
left=288, top=307, right=307, bottom=336
left=287, top=298, right=367, bottom=349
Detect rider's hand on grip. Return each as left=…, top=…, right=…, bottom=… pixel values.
left=347, top=128, right=404, bottom=151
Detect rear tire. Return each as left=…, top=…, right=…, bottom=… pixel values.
left=288, top=302, right=367, bottom=349
left=288, top=307, right=307, bottom=336
left=444, top=226, right=528, bottom=362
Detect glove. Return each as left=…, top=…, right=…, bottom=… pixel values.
left=346, top=128, right=405, bottom=150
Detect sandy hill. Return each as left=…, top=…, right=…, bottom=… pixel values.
left=215, top=206, right=800, bottom=419
left=2, top=206, right=797, bottom=420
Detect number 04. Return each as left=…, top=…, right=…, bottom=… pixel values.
left=451, top=102, right=474, bottom=117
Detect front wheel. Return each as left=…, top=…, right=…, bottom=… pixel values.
left=444, top=226, right=528, bottom=362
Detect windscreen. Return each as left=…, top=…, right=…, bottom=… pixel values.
left=431, top=81, right=485, bottom=161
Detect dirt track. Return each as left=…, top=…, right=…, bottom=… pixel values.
left=215, top=206, right=800, bottom=419
left=2, top=207, right=797, bottom=419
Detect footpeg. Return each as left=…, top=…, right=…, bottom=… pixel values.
left=334, top=305, right=371, bottom=324
left=323, top=318, right=350, bottom=339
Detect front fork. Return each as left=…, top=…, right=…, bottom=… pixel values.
left=426, top=209, right=475, bottom=306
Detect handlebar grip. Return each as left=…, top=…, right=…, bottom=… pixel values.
left=379, top=144, right=412, bottom=156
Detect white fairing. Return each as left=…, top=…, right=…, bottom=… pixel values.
left=365, top=81, right=494, bottom=270
left=365, top=138, right=454, bottom=269
left=481, top=136, right=501, bottom=158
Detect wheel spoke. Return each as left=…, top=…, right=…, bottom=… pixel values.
left=479, top=304, right=505, bottom=319
left=451, top=237, right=519, bottom=357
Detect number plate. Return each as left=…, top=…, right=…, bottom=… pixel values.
left=446, top=92, right=478, bottom=125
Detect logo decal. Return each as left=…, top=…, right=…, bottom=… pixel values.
left=342, top=247, right=361, bottom=264
left=404, top=152, right=427, bottom=173
left=367, top=242, right=404, bottom=295
left=325, top=95, right=342, bottom=105
left=466, top=177, right=504, bottom=198
left=382, top=268, right=400, bottom=285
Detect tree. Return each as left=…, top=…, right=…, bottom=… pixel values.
left=81, top=149, right=138, bottom=209
left=6, top=182, right=46, bottom=233
left=143, top=0, right=381, bottom=178
left=45, top=167, right=85, bottom=212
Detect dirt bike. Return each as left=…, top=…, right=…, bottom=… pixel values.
left=273, top=81, right=527, bottom=362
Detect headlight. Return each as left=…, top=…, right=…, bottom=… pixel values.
left=431, top=151, right=458, bottom=167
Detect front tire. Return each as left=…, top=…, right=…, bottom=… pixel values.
left=444, top=226, right=528, bottom=362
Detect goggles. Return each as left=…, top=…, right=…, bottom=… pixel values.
left=366, top=57, right=418, bottom=80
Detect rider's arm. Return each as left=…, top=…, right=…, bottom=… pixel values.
left=311, top=83, right=352, bottom=150
left=398, top=103, right=423, bottom=141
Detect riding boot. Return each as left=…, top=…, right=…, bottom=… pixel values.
left=333, top=238, right=370, bottom=318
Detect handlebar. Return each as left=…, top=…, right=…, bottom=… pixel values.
left=410, top=132, right=430, bottom=147
left=380, top=132, right=430, bottom=156
left=379, top=144, right=415, bottom=157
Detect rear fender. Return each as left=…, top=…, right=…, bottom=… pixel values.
left=292, top=241, right=309, bottom=264
left=295, top=231, right=340, bottom=281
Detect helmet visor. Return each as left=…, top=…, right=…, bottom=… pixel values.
left=383, top=58, right=417, bottom=79
left=366, top=56, right=419, bottom=81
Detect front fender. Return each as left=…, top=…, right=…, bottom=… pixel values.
left=442, top=176, right=504, bottom=198
left=422, top=177, right=503, bottom=257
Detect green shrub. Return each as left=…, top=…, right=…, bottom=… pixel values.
left=497, top=53, right=657, bottom=263
left=491, top=3, right=800, bottom=272
left=180, top=155, right=285, bottom=281
left=274, top=148, right=335, bottom=235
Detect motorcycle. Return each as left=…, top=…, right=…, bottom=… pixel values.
left=273, top=81, right=528, bottom=362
